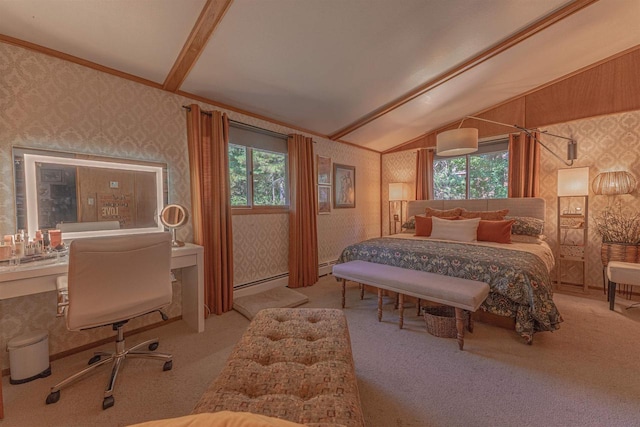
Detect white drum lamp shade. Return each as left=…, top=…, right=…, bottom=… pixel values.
left=436, top=128, right=478, bottom=156
left=557, top=167, right=589, bottom=196
left=389, top=183, right=410, bottom=201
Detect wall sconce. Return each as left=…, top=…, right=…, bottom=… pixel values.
left=388, top=183, right=410, bottom=234
left=592, top=171, right=637, bottom=196
left=436, top=115, right=577, bottom=166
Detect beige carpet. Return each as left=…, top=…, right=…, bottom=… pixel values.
left=2, top=276, right=640, bottom=427
left=232, top=286, right=309, bottom=320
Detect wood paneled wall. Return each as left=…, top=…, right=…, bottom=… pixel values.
left=525, top=49, right=640, bottom=128
left=385, top=47, right=640, bottom=154
left=77, top=167, right=157, bottom=228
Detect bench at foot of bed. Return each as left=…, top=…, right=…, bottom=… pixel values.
left=332, top=260, right=489, bottom=350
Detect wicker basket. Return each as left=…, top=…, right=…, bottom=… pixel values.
left=422, top=306, right=466, bottom=338
left=601, top=242, right=640, bottom=265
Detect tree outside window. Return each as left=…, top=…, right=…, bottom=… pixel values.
left=228, top=143, right=288, bottom=207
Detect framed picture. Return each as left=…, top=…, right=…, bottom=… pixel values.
left=317, top=155, right=331, bottom=185
left=318, top=185, right=331, bottom=214
left=333, top=163, right=355, bottom=208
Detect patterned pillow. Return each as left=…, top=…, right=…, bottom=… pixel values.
left=459, top=208, right=509, bottom=220
left=506, top=216, right=545, bottom=236
left=424, top=207, right=463, bottom=218
left=402, top=216, right=418, bottom=230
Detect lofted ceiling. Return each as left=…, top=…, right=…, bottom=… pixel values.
left=1, top=0, right=639, bottom=152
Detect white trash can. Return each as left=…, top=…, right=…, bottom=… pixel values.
left=7, top=330, right=51, bottom=384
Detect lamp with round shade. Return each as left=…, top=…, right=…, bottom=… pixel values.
left=436, top=128, right=478, bottom=156
left=592, top=171, right=636, bottom=195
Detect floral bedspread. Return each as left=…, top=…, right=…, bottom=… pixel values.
left=337, top=237, right=562, bottom=342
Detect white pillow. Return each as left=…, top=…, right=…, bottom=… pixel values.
left=430, top=217, right=480, bottom=242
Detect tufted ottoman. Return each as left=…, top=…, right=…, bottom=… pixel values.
left=192, top=308, right=364, bottom=427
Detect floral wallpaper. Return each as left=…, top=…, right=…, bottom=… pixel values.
left=0, top=42, right=380, bottom=370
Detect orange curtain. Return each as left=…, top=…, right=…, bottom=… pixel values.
left=415, top=148, right=434, bottom=200
left=508, top=132, right=540, bottom=198
left=186, top=105, right=234, bottom=315
left=287, top=134, right=318, bottom=288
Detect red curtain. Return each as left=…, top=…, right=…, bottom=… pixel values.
left=186, top=105, right=234, bottom=315
left=287, top=134, right=318, bottom=288
left=508, top=132, right=540, bottom=198
left=415, top=148, right=434, bottom=200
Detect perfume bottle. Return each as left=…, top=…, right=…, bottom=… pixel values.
left=14, top=231, right=25, bottom=258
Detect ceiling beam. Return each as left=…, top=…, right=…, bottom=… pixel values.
left=328, top=0, right=600, bottom=141
left=163, top=0, right=234, bottom=92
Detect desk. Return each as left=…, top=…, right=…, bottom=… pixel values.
left=0, top=243, right=203, bottom=419
left=0, top=243, right=204, bottom=332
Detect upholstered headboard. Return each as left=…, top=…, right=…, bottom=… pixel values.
left=407, top=198, right=546, bottom=221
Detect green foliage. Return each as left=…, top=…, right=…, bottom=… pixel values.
left=433, top=151, right=508, bottom=200
left=469, top=152, right=508, bottom=199
left=228, top=144, right=248, bottom=206
left=252, top=150, right=287, bottom=206
left=228, top=144, right=287, bottom=206
left=433, top=157, right=466, bottom=200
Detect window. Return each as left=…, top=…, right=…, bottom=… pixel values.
left=433, top=140, right=509, bottom=200
left=228, top=124, right=288, bottom=210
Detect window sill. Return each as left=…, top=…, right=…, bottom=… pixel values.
left=232, top=206, right=289, bottom=215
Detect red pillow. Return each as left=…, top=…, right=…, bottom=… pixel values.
left=415, top=216, right=458, bottom=237
left=477, top=219, right=515, bottom=244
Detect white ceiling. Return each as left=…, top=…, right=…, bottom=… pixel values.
left=1, top=0, right=639, bottom=152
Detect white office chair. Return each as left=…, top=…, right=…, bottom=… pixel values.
left=46, top=232, right=173, bottom=410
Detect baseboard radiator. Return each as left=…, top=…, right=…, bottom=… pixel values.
left=318, top=260, right=337, bottom=277
left=233, top=260, right=338, bottom=298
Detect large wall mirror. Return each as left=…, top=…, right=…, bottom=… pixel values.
left=13, top=147, right=168, bottom=240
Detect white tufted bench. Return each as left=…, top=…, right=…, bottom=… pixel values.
left=192, top=308, right=364, bottom=427
left=332, top=260, right=490, bottom=350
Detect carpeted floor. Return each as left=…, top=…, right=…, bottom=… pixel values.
left=2, top=275, right=640, bottom=427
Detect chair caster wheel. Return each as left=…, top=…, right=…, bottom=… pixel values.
left=46, top=390, right=60, bottom=405
left=88, top=355, right=101, bottom=365
left=163, top=360, right=173, bottom=371
left=103, top=395, right=115, bottom=410
left=149, top=342, right=159, bottom=351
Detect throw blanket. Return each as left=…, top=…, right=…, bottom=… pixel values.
left=337, top=237, right=562, bottom=342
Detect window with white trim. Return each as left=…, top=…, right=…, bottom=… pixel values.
left=433, top=139, right=509, bottom=200
left=228, top=124, right=289, bottom=208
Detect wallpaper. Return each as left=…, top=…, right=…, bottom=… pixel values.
left=0, top=42, right=380, bottom=370
left=381, top=151, right=416, bottom=236
left=541, top=111, right=640, bottom=290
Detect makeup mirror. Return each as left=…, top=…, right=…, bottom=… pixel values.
left=160, top=204, right=189, bottom=247
left=13, top=147, right=168, bottom=241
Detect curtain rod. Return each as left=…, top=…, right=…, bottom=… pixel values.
left=181, top=105, right=294, bottom=141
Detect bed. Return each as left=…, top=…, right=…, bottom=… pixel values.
left=337, top=198, right=562, bottom=343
